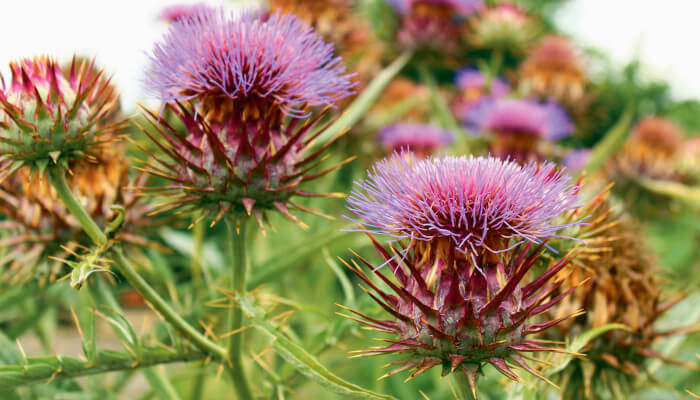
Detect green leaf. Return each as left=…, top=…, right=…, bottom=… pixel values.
left=99, top=306, right=141, bottom=353
left=323, top=247, right=356, bottom=308
left=238, top=296, right=396, bottom=400
left=315, top=50, right=413, bottom=146
left=547, top=323, right=629, bottom=376
left=637, top=178, right=700, bottom=209
left=582, top=107, right=634, bottom=175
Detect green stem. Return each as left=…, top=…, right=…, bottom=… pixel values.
left=47, top=166, right=106, bottom=246
left=143, top=366, right=182, bottom=400
left=225, top=216, right=254, bottom=400
left=453, top=373, right=478, bottom=400
left=192, top=212, right=205, bottom=282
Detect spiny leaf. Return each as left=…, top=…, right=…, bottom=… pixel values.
left=546, top=323, right=629, bottom=376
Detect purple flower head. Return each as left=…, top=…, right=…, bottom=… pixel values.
left=456, top=68, right=510, bottom=97
left=145, top=9, right=355, bottom=121
left=561, top=149, right=591, bottom=171
left=390, top=0, right=484, bottom=17
left=158, top=3, right=214, bottom=23
left=379, top=123, right=454, bottom=157
left=454, top=68, right=510, bottom=124
left=479, top=99, right=573, bottom=140
left=346, top=152, right=582, bottom=264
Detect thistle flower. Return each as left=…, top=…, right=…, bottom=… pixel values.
left=145, top=9, right=355, bottom=124
left=520, top=35, right=587, bottom=104
left=378, top=123, right=454, bottom=158
left=346, top=153, right=582, bottom=269
left=343, top=152, right=585, bottom=391
left=468, top=2, right=538, bottom=53
left=158, top=3, right=214, bottom=23
left=453, top=68, right=510, bottom=126
left=0, top=56, right=122, bottom=181
left=466, top=98, right=573, bottom=162
left=390, top=0, right=484, bottom=52
left=561, top=149, right=591, bottom=172
left=547, top=187, right=698, bottom=399
left=140, top=9, right=355, bottom=230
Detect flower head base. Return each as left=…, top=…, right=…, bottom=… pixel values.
left=467, top=98, right=572, bottom=162
left=547, top=187, right=697, bottom=399
left=0, top=56, right=122, bottom=181
left=346, top=153, right=581, bottom=269
left=379, top=123, right=454, bottom=158
left=158, top=3, right=214, bottom=23
left=453, top=68, right=510, bottom=125
left=343, top=237, right=580, bottom=388
left=468, top=3, right=538, bottom=52
left=146, top=9, right=355, bottom=123
left=520, top=35, right=587, bottom=103
left=390, top=0, right=484, bottom=52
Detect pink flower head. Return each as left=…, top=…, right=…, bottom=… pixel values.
left=391, top=0, right=484, bottom=17
left=478, top=99, right=572, bottom=140
left=158, top=3, right=214, bottom=23
left=454, top=68, right=510, bottom=124
left=379, top=123, right=454, bottom=157
left=346, top=152, right=582, bottom=261
left=562, top=149, right=591, bottom=171
left=145, top=9, right=355, bottom=121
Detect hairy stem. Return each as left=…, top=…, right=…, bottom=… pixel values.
left=225, top=216, right=254, bottom=400
left=47, top=166, right=106, bottom=246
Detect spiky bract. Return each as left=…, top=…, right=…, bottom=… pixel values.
left=145, top=9, right=355, bottom=123
left=0, top=56, right=122, bottom=181
left=343, top=237, right=580, bottom=387
left=520, top=35, right=587, bottom=104
left=346, top=153, right=582, bottom=267
left=379, top=123, right=454, bottom=158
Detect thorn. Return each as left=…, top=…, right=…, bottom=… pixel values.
left=241, top=198, right=256, bottom=216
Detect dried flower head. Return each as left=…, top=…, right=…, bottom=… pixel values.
left=379, top=123, right=454, bottom=158
left=547, top=187, right=698, bottom=399
left=467, top=98, right=572, bottom=162
left=520, top=35, right=587, bottom=104
left=468, top=2, right=538, bottom=52
left=346, top=152, right=582, bottom=269
left=390, top=0, right=484, bottom=52
left=146, top=9, right=355, bottom=123
left=453, top=68, right=510, bottom=126
left=0, top=56, right=122, bottom=181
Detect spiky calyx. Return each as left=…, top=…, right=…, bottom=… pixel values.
left=547, top=187, right=698, bottom=399
left=342, top=236, right=580, bottom=388
left=519, top=35, right=587, bottom=104
left=136, top=102, right=351, bottom=232
left=0, top=56, right=122, bottom=182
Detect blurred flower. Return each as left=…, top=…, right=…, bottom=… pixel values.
left=390, top=0, right=483, bottom=52
left=0, top=56, right=122, bottom=181
left=467, top=98, right=573, bottom=162
left=678, top=137, right=700, bottom=185
left=346, top=152, right=581, bottom=269
left=548, top=187, right=698, bottom=399
left=468, top=2, right=537, bottom=53
left=453, top=68, right=510, bottom=126
left=140, top=10, right=354, bottom=230
left=158, top=3, right=214, bottom=23
left=378, top=123, right=454, bottom=157
left=146, top=9, right=355, bottom=123
left=344, top=152, right=585, bottom=389
left=520, top=35, right=587, bottom=104
left=561, top=149, right=591, bottom=172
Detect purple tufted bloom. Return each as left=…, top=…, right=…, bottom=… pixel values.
left=145, top=9, right=355, bottom=122
left=454, top=68, right=509, bottom=125
left=158, top=3, right=214, bottom=23
left=391, top=0, right=483, bottom=17
left=379, top=123, right=454, bottom=158
left=562, top=149, right=591, bottom=171
left=346, top=152, right=582, bottom=268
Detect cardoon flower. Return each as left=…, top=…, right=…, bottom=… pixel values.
left=347, top=153, right=581, bottom=268
left=561, top=149, right=591, bottom=172
left=547, top=187, right=698, bottom=399
left=0, top=56, right=121, bottom=181
left=158, top=3, right=214, bottom=23
left=520, top=35, right=587, bottom=104
left=390, top=0, right=484, bottom=52
left=140, top=9, right=355, bottom=229
left=467, top=98, right=573, bottom=162
left=468, top=2, right=538, bottom=52
left=378, top=123, right=454, bottom=158
left=453, top=68, right=510, bottom=126
left=343, top=152, right=585, bottom=392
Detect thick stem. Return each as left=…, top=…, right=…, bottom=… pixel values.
left=454, top=373, right=478, bottom=400
left=47, top=166, right=106, bottom=246
left=225, top=216, right=254, bottom=400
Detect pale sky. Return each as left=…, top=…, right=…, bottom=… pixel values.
left=0, top=0, right=697, bottom=109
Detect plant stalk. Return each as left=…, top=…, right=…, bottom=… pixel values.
left=454, top=373, right=478, bottom=400
left=225, top=216, right=254, bottom=400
